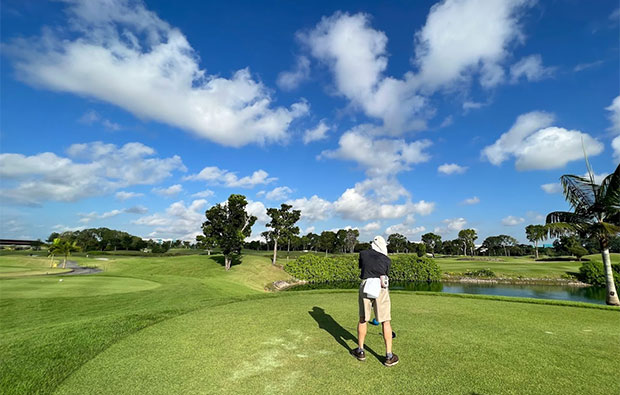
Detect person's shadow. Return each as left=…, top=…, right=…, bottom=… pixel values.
left=308, top=306, right=381, bottom=361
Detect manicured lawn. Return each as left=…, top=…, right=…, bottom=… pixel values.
left=0, top=256, right=72, bottom=277
left=434, top=255, right=584, bottom=278
left=1, top=252, right=618, bottom=394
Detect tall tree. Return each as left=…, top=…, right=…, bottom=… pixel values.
left=387, top=233, right=408, bottom=253
left=344, top=229, right=360, bottom=253
left=201, top=194, right=257, bottom=270
left=525, top=224, right=548, bottom=259
left=319, top=231, right=337, bottom=256
left=421, top=232, right=442, bottom=257
left=458, top=229, right=478, bottom=256
left=195, top=234, right=217, bottom=255
left=546, top=162, right=620, bottom=306
left=265, top=204, right=301, bottom=265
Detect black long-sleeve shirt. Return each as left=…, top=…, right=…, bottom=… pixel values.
left=358, top=249, right=391, bottom=279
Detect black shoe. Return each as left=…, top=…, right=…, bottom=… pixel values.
left=350, top=348, right=366, bottom=361
left=384, top=353, right=399, bottom=367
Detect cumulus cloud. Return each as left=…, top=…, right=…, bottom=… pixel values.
left=481, top=111, right=604, bottom=170
left=434, top=217, right=467, bottom=235
left=300, top=12, right=427, bottom=133
left=612, top=136, right=620, bottom=162
left=502, top=215, right=525, bottom=226
left=115, top=191, right=144, bottom=201
left=438, top=163, right=467, bottom=175
left=321, top=125, right=432, bottom=177
left=303, top=121, right=330, bottom=144
left=152, top=184, right=183, bottom=197
left=286, top=195, right=333, bottom=222
left=509, top=54, right=554, bottom=83
left=264, top=186, right=293, bottom=201
left=277, top=56, right=311, bottom=91
left=385, top=215, right=426, bottom=238
left=184, top=167, right=276, bottom=188
left=4, top=0, right=307, bottom=147
left=541, top=183, right=562, bottom=194
left=0, top=142, right=185, bottom=205
left=362, top=222, right=381, bottom=232
left=246, top=200, right=270, bottom=223
left=191, top=189, right=215, bottom=198
left=606, top=96, right=620, bottom=134
left=413, top=0, right=533, bottom=89
left=462, top=196, right=480, bottom=205
left=133, top=199, right=207, bottom=240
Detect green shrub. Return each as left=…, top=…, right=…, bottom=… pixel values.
left=284, top=254, right=441, bottom=283
left=578, top=261, right=620, bottom=287
left=463, top=268, right=496, bottom=277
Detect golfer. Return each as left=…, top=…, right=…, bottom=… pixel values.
left=350, top=235, right=399, bottom=367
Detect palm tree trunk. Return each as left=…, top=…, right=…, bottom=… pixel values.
left=600, top=239, right=620, bottom=306
left=63, top=254, right=67, bottom=269
left=535, top=241, right=539, bottom=259
left=272, top=239, right=278, bottom=265
left=225, top=256, right=231, bottom=270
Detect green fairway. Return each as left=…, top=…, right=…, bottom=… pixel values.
left=1, top=252, right=619, bottom=394
left=434, top=255, right=585, bottom=279
left=0, top=276, right=160, bottom=298
left=0, top=255, right=72, bottom=277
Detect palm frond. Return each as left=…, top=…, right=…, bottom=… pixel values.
left=600, top=221, right=620, bottom=236
left=545, top=211, right=589, bottom=225
left=560, top=174, right=596, bottom=210
left=544, top=222, right=576, bottom=238
left=599, top=163, right=620, bottom=211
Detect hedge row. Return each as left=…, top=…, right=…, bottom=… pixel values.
left=578, top=261, right=620, bottom=288
left=284, top=253, right=441, bottom=283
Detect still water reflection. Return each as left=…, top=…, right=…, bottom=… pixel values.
left=289, top=281, right=607, bottom=305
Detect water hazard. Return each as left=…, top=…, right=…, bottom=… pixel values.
left=289, top=281, right=607, bottom=305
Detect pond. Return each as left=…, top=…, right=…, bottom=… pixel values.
left=288, top=281, right=607, bottom=305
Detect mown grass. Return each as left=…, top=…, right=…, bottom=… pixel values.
left=0, top=255, right=72, bottom=277
left=1, top=252, right=619, bottom=394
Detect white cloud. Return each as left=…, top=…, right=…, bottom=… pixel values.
left=462, top=101, right=486, bottom=111
left=612, top=136, right=620, bottom=163
left=264, top=186, right=293, bottom=201
left=277, top=56, right=311, bottom=91
left=606, top=96, right=620, bottom=134
left=438, top=163, right=467, bottom=175
left=79, top=110, right=121, bottom=131
left=333, top=181, right=434, bottom=222
left=191, top=189, right=214, bottom=198
left=246, top=200, right=270, bottom=223
left=510, top=54, right=554, bottom=83
left=78, top=206, right=147, bottom=223
left=153, top=184, right=183, bottom=197
left=0, top=142, right=185, bottom=205
left=526, top=211, right=544, bottom=222
left=462, top=196, right=480, bottom=205
left=413, top=0, right=533, bottom=89
left=184, top=167, right=276, bottom=188
left=362, top=222, right=381, bottom=232
left=573, top=60, right=603, bottom=72
left=5, top=0, right=307, bottom=147
left=321, top=125, right=432, bottom=177
left=482, top=111, right=604, bottom=170
left=115, top=191, right=144, bottom=201
left=502, top=215, right=525, bottom=226
left=302, top=226, right=316, bottom=234
left=133, top=199, right=207, bottom=240
left=385, top=215, right=426, bottom=238
left=434, top=217, right=467, bottom=235
left=302, top=121, right=330, bottom=144
left=300, top=12, right=427, bottom=134
left=286, top=195, right=333, bottom=222
left=541, top=183, right=562, bottom=194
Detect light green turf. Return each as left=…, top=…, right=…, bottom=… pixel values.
left=434, top=255, right=583, bottom=278
left=1, top=252, right=619, bottom=395
left=0, top=276, right=160, bottom=298
left=0, top=256, right=71, bottom=277
left=56, top=292, right=620, bottom=395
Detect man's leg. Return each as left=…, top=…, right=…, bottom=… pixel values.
left=357, top=318, right=367, bottom=349
left=382, top=320, right=392, bottom=354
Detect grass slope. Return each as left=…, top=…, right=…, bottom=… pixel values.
left=0, top=256, right=72, bottom=277
left=1, top=253, right=619, bottom=394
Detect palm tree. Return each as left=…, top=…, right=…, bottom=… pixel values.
left=525, top=224, right=548, bottom=259
left=546, top=162, right=620, bottom=306
left=48, top=238, right=81, bottom=269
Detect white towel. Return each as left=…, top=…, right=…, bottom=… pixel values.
left=363, top=277, right=381, bottom=299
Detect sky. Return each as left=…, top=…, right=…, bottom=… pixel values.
left=1, top=0, right=619, bottom=244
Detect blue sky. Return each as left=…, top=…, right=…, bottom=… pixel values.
left=1, top=0, right=619, bottom=244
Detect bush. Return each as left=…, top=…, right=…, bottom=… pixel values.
left=284, top=253, right=441, bottom=283
left=463, top=268, right=496, bottom=277
left=578, top=261, right=620, bottom=287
